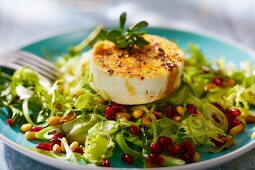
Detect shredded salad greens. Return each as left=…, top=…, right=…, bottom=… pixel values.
left=1, top=42, right=255, bottom=168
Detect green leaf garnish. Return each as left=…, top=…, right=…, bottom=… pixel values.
left=99, top=12, right=149, bottom=51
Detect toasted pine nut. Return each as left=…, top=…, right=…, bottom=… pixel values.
left=70, top=141, right=79, bottom=150
left=116, top=112, right=130, bottom=120
left=204, top=83, right=216, bottom=92
left=133, top=110, right=144, bottom=119
left=176, top=106, right=185, bottom=117
left=21, top=123, right=32, bottom=133
left=246, top=114, right=255, bottom=123
left=53, top=144, right=61, bottom=153
left=173, top=115, right=182, bottom=122
left=230, top=123, right=244, bottom=136
left=60, top=112, right=76, bottom=123
left=141, top=114, right=156, bottom=127
left=25, top=131, right=38, bottom=140
left=222, top=80, right=235, bottom=87
left=193, top=152, right=200, bottom=162
left=118, top=117, right=128, bottom=126
left=48, top=116, right=61, bottom=126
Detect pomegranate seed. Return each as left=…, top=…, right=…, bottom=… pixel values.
left=229, top=108, right=241, bottom=117
left=157, top=136, right=172, bottom=148
left=225, top=110, right=233, bottom=130
left=166, top=105, right=175, bottom=118
left=72, top=147, right=84, bottom=155
left=121, top=153, right=134, bottom=164
left=150, top=143, right=163, bottom=155
left=186, top=104, right=197, bottom=115
left=101, top=158, right=111, bottom=167
left=211, top=135, right=228, bottom=147
left=105, top=106, right=115, bottom=120
left=36, top=143, right=51, bottom=151
left=181, top=140, right=195, bottom=155
left=7, top=119, right=13, bottom=126
left=212, top=113, right=221, bottom=123
left=213, top=103, right=225, bottom=112
left=232, top=119, right=242, bottom=127
left=30, top=127, right=43, bottom=132
left=110, top=102, right=124, bottom=112
left=147, top=154, right=164, bottom=165
left=168, top=144, right=181, bottom=155
left=212, top=77, right=223, bottom=86
left=50, top=139, right=61, bottom=149
left=180, top=153, right=193, bottom=163
left=130, top=125, right=140, bottom=135
left=52, top=133, right=63, bottom=140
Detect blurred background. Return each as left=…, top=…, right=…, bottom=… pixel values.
left=0, top=0, right=255, bottom=54
left=1, top=0, right=255, bottom=169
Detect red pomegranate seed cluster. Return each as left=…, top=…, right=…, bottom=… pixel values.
left=36, top=143, right=52, bottom=151
left=72, top=147, right=84, bottom=155
left=105, top=102, right=125, bottom=120
left=211, top=135, right=228, bottom=147
left=101, top=158, right=111, bottom=167
left=30, top=126, right=43, bottom=132
left=166, top=105, right=176, bottom=118
left=121, top=153, right=134, bottom=164
left=179, top=140, right=195, bottom=163
left=150, top=143, right=163, bottom=154
left=186, top=104, right=197, bottom=115
left=146, top=136, right=196, bottom=165
left=129, top=125, right=140, bottom=136
left=212, top=77, right=223, bottom=86
left=50, top=133, right=62, bottom=149
left=37, top=133, right=63, bottom=151
left=7, top=119, right=13, bottom=126
left=225, top=108, right=242, bottom=130
left=147, top=154, right=164, bottom=165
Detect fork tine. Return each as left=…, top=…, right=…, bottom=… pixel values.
left=0, top=51, right=60, bottom=81
left=16, top=51, right=59, bottom=72
left=15, top=56, right=60, bottom=77
left=13, top=60, right=57, bottom=80
left=2, top=63, right=24, bottom=70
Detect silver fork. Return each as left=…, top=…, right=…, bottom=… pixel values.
left=0, top=51, right=60, bottom=81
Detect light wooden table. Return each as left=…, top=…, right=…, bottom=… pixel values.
left=0, top=0, right=255, bottom=169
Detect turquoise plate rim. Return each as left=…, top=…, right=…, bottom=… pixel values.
left=1, top=26, right=255, bottom=170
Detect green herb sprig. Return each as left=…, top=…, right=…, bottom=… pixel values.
left=100, top=12, right=149, bottom=50
left=66, top=12, right=149, bottom=58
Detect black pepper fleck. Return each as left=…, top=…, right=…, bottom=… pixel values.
left=107, top=69, right=114, bottom=75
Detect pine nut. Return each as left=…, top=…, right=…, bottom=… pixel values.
left=193, top=152, right=200, bottom=162
left=173, top=115, right=182, bottom=122
left=222, top=80, right=235, bottom=87
left=60, top=112, right=76, bottom=123
left=118, top=117, right=128, bottom=126
left=230, top=123, right=244, bottom=136
left=48, top=116, right=61, bottom=126
left=25, top=131, right=38, bottom=140
left=116, top=112, right=130, bottom=120
left=176, top=106, right=185, bottom=117
left=52, top=144, right=61, bottom=153
left=20, top=123, right=32, bottom=133
left=204, top=83, right=216, bottom=92
left=141, top=114, right=156, bottom=127
left=133, top=110, right=144, bottom=119
left=70, top=141, right=79, bottom=150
